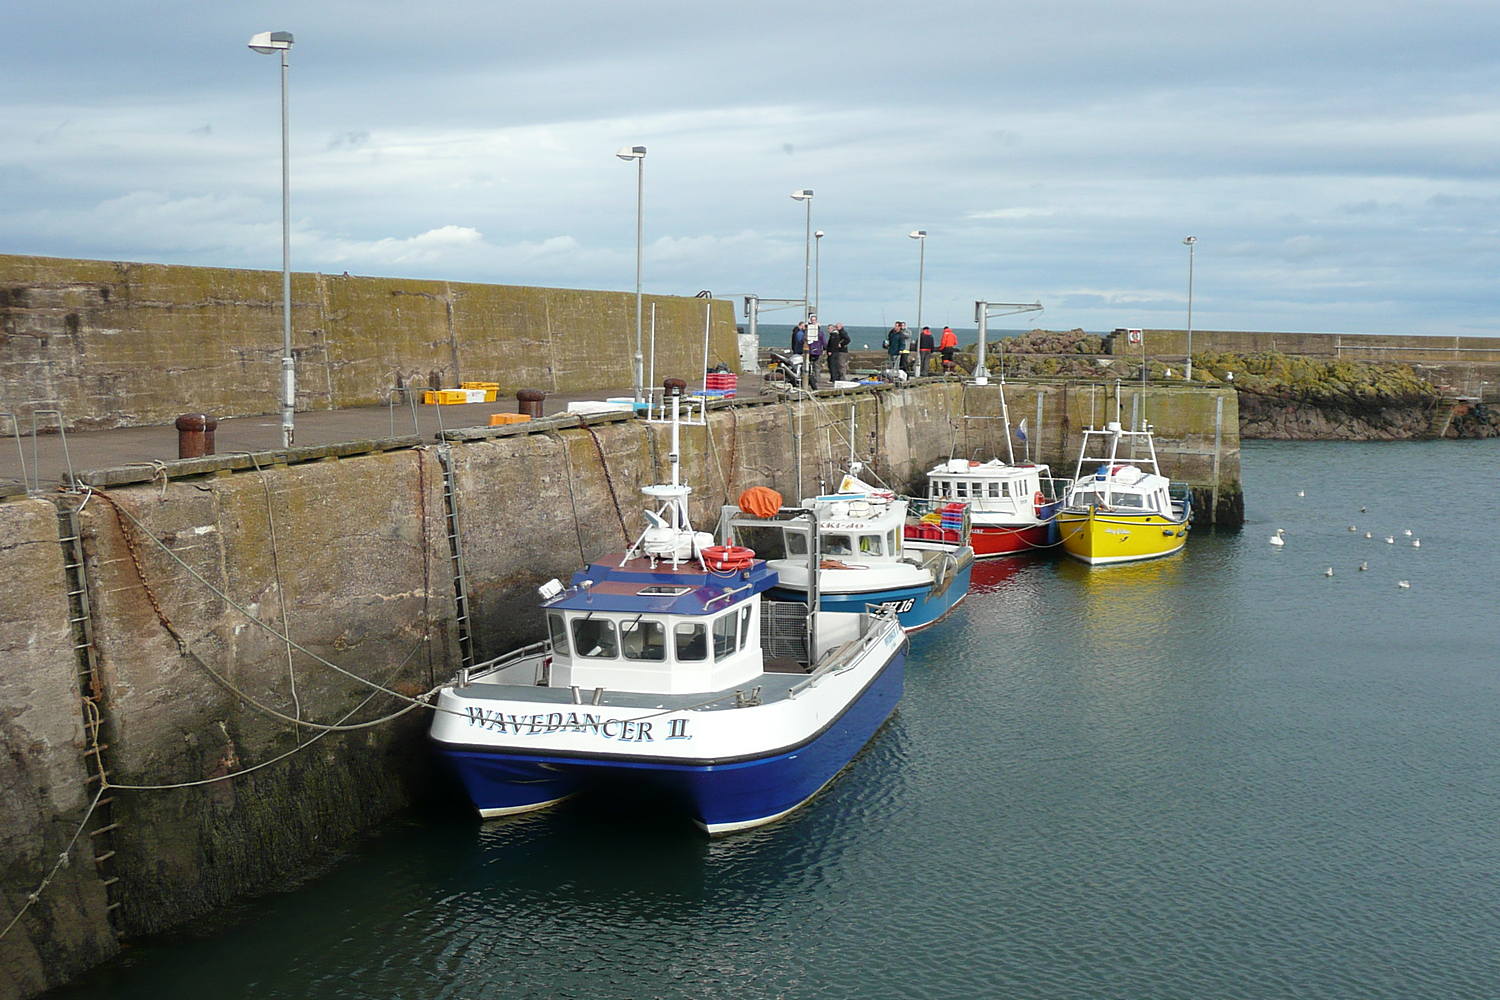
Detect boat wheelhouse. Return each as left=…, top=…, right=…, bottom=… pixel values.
left=914, top=458, right=1063, bottom=557
left=1056, top=421, right=1192, bottom=566
left=721, top=472, right=973, bottom=632
left=429, top=384, right=907, bottom=835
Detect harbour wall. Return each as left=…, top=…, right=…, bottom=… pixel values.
left=0, top=253, right=738, bottom=432
left=1107, top=328, right=1500, bottom=364
left=0, top=379, right=1239, bottom=999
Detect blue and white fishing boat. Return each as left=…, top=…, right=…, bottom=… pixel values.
left=720, top=469, right=974, bottom=632
left=429, top=383, right=907, bottom=835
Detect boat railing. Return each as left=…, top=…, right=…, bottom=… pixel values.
left=457, top=640, right=549, bottom=687
left=788, top=605, right=901, bottom=699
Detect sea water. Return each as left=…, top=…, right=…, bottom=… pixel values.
left=50, top=439, right=1500, bottom=999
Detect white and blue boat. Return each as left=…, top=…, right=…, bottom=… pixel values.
left=429, top=385, right=907, bottom=835
left=721, top=470, right=974, bottom=632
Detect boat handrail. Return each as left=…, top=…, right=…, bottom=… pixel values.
left=787, top=606, right=901, bottom=699
left=703, top=581, right=754, bottom=609
left=458, top=640, right=549, bottom=686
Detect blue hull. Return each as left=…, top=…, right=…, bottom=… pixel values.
left=768, top=559, right=972, bottom=632
left=436, top=646, right=906, bottom=834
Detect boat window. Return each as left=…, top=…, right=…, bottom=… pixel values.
left=887, top=530, right=898, bottom=555
left=674, top=621, right=708, bottom=661
left=953, top=481, right=968, bottom=498
left=712, top=613, right=738, bottom=659
left=997, top=482, right=1009, bottom=498
left=572, top=618, right=618, bottom=659
left=785, top=530, right=809, bottom=557
left=1112, top=493, right=1145, bottom=509
left=859, top=534, right=883, bottom=556
left=733, top=525, right=786, bottom=561
left=739, top=605, right=753, bottom=646
left=620, top=618, right=666, bottom=661
left=1072, top=491, right=1099, bottom=507
left=547, top=613, right=570, bottom=656
left=824, top=534, right=854, bottom=556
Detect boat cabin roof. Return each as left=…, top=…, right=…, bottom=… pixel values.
left=551, top=553, right=777, bottom=615
left=928, top=458, right=1049, bottom=481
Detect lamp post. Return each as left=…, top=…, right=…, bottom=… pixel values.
left=1183, top=235, right=1197, bottom=381
left=814, top=230, right=824, bottom=318
left=909, top=230, right=927, bottom=333
left=791, top=190, right=814, bottom=318
left=616, top=145, right=647, bottom=405
left=248, top=30, right=296, bottom=448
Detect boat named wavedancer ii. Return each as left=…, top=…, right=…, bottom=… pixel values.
left=1056, top=420, right=1192, bottom=565
left=429, top=383, right=907, bottom=835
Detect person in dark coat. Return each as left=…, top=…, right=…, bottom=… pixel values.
left=919, top=326, right=935, bottom=375
left=883, top=322, right=906, bottom=373
left=826, top=323, right=851, bottom=383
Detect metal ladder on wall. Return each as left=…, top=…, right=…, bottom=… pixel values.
left=434, top=446, right=476, bottom=668
left=57, top=504, right=125, bottom=935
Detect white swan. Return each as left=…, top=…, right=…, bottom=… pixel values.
left=1364, top=532, right=1372, bottom=539
left=1269, top=529, right=1286, bottom=547
left=1411, top=538, right=1421, bottom=548
left=1397, top=580, right=1411, bottom=589
left=1296, top=490, right=1305, bottom=497
left=1403, top=529, right=1413, bottom=537
left=1384, top=536, right=1395, bottom=544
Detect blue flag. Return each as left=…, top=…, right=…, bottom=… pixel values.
left=1016, top=418, right=1028, bottom=442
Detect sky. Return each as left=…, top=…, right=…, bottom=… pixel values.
left=4, top=1, right=1499, bottom=335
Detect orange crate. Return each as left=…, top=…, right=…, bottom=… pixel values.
left=488, top=413, right=532, bottom=426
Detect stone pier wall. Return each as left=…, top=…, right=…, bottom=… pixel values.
left=0, top=379, right=1240, bottom=998
left=0, top=253, right=738, bottom=432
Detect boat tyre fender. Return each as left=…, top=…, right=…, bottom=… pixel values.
left=702, top=545, right=755, bottom=571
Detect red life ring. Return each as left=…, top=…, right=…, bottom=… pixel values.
left=702, top=545, right=755, bottom=571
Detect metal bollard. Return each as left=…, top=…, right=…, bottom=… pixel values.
left=175, top=413, right=218, bottom=459
left=516, top=389, right=546, bottom=418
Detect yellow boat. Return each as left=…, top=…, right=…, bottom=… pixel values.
left=1057, top=421, right=1191, bottom=565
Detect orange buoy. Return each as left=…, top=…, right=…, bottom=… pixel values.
left=702, top=545, right=755, bottom=571
left=738, top=486, right=782, bottom=518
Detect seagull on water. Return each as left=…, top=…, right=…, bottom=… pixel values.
left=1296, top=490, right=1305, bottom=497
left=1412, top=538, right=1421, bottom=548
left=1358, top=561, right=1369, bottom=571
left=1403, top=529, right=1413, bottom=536
left=1384, top=536, right=1395, bottom=544
left=1348, top=525, right=1358, bottom=532
left=1324, top=567, right=1334, bottom=577
left=1364, top=531, right=1373, bottom=539
left=1397, top=580, right=1411, bottom=589
left=1360, top=506, right=1368, bottom=513
left=1269, top=529, right=1286, bottom=547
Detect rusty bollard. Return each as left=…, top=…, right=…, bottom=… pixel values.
left=175, top=413, right=218, bottom=459
left=516, top=389, right=546, bottom=419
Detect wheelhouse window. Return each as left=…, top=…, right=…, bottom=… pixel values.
left=733, top=525, right=786, bottom=561
left=572, top=617, right=618, bottom=658
left=739, top=605, right=753, bottom=646
left=887, top=530, right=898, bottom=555
left=547, top=613, right=570, bottom=656
left=1111, top=493, right=1145, bottom=509
left=674, top=621, right=708, bottom=661
left=785, top=530, right=809, bottom=556
left=824, top=534, right=854, bottom=556
left=712, top=613, right=739, bottom=659
left=621, top=618, right=666, bottom=661
left=859, top=534, right=883, bottom=556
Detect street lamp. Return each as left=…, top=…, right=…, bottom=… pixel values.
left=909, top=230, right=927, bottom=334
left=248, top=30, right=296, bottom=448
left=1183, top=235, right=1197, bottom=381
left=616, top=145, right=647, bottom=405
left=791, top=190, right=814, bottom=318
left=814, top=230, right=824, bottom=318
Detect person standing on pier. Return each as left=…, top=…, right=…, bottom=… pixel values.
left=827, top=322, right=850, bottom=383
left=807, top=317, right=826, bottom=389
left=790, top=320, right=809, bottom=387
left=919, top=326, right=935, bottom=375
left=939, top=325, right=958, bottom=374
left=883, top=322, right=906, bottom=377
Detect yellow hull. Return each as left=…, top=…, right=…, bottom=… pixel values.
left=1056, top=507, right=1190, bottom=565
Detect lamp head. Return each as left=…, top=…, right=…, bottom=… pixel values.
left=1183, top=235, right=1197, bottom=246
left=248, top=31, right=294, bottom=54
left=790, top=189, right=813, bottom=201
left=814, top=230, right=825, bottom=239
left=909, top=229, right=927, bottom=240
left=616, top=145, right=647, bottom=161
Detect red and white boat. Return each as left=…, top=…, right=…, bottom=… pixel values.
left=907, top=459, right=1063, bottom=558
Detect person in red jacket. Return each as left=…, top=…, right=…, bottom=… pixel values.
left=939, top=326, right=959, bottom=374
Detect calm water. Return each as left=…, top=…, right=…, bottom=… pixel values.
left=56, top=439, right=1500, bottom=999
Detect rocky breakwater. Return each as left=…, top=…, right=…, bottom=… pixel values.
left=1190, top=351, right=1500, bottom=440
